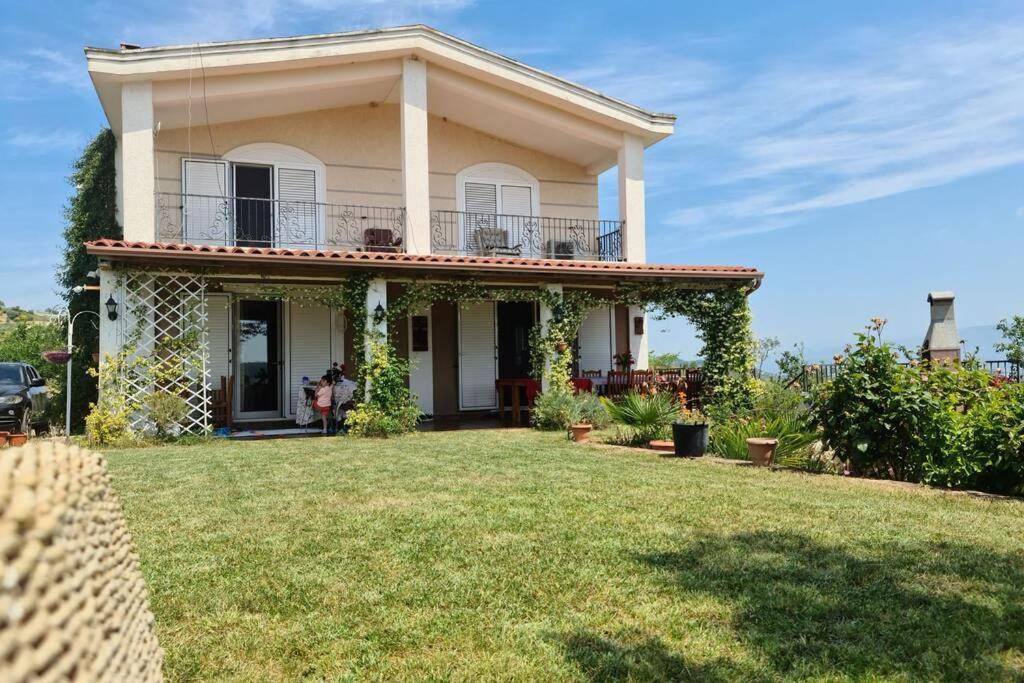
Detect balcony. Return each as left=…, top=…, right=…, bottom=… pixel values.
left=429, top=210, right=623, bottom=261
left=154, top=193, right=624, bottom=261
left=155, top=192, right=406, bottom=252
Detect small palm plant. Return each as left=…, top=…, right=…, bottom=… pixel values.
left=601, top=391, right=681, bottom=445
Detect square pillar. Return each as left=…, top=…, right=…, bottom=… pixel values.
left=538, top=284, right=563, bottom=391
left=629, top=306, right=649, bottom=370
left=401, top=57, right=430, bottom=255
left=617, top=133, right=645, bottom=263
left=121, top=81, right=155, bottom=242
left=364, top=278, right=388, bottom=394
left=98, top=267, right=122, bottom=365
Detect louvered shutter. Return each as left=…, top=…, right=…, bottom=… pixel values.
left=578, top=306, right=613, bottom=375
left=206, top=294, right=232, bottom=391
left=276, top=167, right=319, bottom=249
left=182, top=160, right=229, bottom=245
left=288, top=303, right=331, bottom=416
left=463, top=182, right=497, bottom=253
left=500, top=185, right=531, bottom=216
left=459, top=301, right=497, bottom=410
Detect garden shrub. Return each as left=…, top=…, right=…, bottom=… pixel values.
left=347, top=336, right=421, bottom=437
left=84, top=401, right=134, bottom=447
left=930, top=383, right=1024, bottom=495
left=601, top=392, right=681, bottom=446
left=707, top=378, right=820, bottom=469
left=144, top=392, right=188, bottom=439
left=532, top=386, right=609, bottom=432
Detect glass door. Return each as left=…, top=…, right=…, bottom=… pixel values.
left=236, top=300, right=281, bottom=418
left=234, top=164, right=273, bottom=247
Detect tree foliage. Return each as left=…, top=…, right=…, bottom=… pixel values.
left=995, top=316, right=1024, bottom=368
left=0, top=321, right=65, bottom=425
left=58, top=128, right=121, bottom=432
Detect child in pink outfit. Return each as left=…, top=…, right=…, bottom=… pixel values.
left=314, top=375, right=333, bottom=434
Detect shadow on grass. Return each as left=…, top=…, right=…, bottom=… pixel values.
left=561, top=531, right=1024, bottom=681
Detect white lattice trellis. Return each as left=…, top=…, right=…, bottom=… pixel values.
left=117, top=271, right=210, bottom=434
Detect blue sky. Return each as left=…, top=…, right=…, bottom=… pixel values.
left=2, top=0, right=1023, bottom=361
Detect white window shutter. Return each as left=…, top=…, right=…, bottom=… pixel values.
left=182, top=160, right=229, bottom=245
left=578, top=306, right=613, bottom=375
left=288, top=303, right=331, bottom=416
left=459, top=301, right=497, bottom=410
left=464, top=182, right=497, bottom=214
left=500, top=185, right=532, bottom=216
left=276, top=167, right=318, bottom=249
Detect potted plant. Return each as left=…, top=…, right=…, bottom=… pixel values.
left=746, top=437, right=779, bottom=466
left=555, top=340, right=569, bottom=354
left=9, top=433, right=28, bottom=447
left=570, top=420, right=593, bottom=443
left=0, top=432, right=8, bottom=447
left=672, top=408, right=709, bottom=457
left=42, top=350, right=72, bottom=364
left=613, top=351, right=635, bottom=371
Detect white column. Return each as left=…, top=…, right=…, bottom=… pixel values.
left=538, top=283, right=563, bottom=391
left=121, top=81, right=155, bottom=242
left=629, top=305, right=649, bottom=370
left=364, top=278, right=388, bottom=395
left=401, top=57, right=430, bottom=255
left=98, top=267, right=121, bottom=366
left=618, top=133, right=646, bottom=263
left=407, top=307, right=434, bottom=415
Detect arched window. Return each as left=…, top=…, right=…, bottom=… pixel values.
left=455, top=162, right=540, bottom=217
left=181, top=143, right=326, bottom=248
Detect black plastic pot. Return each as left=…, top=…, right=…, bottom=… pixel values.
left=672, top=422, right=708, bottom=457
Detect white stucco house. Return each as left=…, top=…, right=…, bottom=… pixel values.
left=83, top=25, right=762, bottom=429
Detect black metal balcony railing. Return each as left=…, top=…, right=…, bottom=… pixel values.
left=429, top=210, right=623, bottom=261
left=155, top=192, right=405, bottom=251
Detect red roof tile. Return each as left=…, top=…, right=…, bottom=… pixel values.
left=84, top=240, right=763, bottom=280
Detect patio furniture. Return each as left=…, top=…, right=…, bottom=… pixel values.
left=571, top=378, right=594, bottom=393
left=496, top=378, right=539, bottom=426
left=363, top=228, right=403, bottom=252
left=581, top=369, right=603, bottom=379
left=210, top=375, right=234, bottom=428
left=475, top=228, right=522, bottom=257
left=605, top=370, right=630, bottom=397
left=684, top=369, right=705, bottom=409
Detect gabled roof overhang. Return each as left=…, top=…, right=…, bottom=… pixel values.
left=85, top=25, right=674, bottom=171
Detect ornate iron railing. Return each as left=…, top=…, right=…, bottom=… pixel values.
left=155, top=192, right=405, bottom=251
left=429, top=210, right=623, bottom=261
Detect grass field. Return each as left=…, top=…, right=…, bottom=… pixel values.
left=105, top=430, right=1024, bottom=681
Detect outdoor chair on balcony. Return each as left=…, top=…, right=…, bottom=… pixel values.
left=363, top=228, right=403, bottom=252
left=474, top=228, right=522, bottom=257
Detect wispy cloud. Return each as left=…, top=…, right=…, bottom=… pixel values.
left=0, top=48, right=91, bottom=100
left=117, top=0, right=475, bottom=46
left=568, top=17, right=1024, bottom=244
left=6, top=128, right=87, bottom=153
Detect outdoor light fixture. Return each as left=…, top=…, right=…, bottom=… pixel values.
left=373, top=302, right=386, bottom=324
left=105, top=295, right=119, bottom=321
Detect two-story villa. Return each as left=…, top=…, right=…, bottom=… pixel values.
left=83, top=26, right=761, bottom=429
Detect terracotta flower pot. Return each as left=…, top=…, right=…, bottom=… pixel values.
left=555, top=341, right=569, bottom=353
left=8, top=433, right=28, bottom=447
left=570, top=424, right=593, bottom=443
left=0, top=432, right=8, bottom=447
left=746, top=437, right=778, bottom=467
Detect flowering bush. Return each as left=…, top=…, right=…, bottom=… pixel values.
left=347, top=336, right=421, bottom=437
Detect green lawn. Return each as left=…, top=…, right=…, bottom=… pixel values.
left=105, top=430, right=1024, bottom=681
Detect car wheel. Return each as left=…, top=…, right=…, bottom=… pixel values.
left=20, top=408, right=32, bottom=438
left=34, top=420, right=50, bottom=435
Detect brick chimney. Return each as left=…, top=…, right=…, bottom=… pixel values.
left=922, top=291, right=960, bottom=363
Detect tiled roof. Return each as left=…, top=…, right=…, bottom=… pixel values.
left=85, top=240, right=763, bottom=280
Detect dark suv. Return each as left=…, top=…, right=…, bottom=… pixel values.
left=0, top=362, right=50, bottom=435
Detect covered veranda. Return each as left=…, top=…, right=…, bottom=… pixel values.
left=86, top=239, right=762, bottom=435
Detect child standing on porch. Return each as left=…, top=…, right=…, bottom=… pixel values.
left=314, top=374, right=333, bottom=435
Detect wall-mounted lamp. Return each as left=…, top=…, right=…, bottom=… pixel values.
left=373, top=302, right=386, bottom=324
left=105, top=295, right=119, bottom=321
left=633, top=316, right=644, bottom=336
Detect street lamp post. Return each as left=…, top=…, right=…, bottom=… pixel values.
left=63, top=309, right=100, bottom=438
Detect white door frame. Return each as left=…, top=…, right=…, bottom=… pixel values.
left=234, top=299, right=285, bottom=420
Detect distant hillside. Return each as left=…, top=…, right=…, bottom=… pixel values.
left=796, top=324, right=1005, bottom=367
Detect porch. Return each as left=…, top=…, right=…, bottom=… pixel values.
left=87, top=238, right=762, bottom=435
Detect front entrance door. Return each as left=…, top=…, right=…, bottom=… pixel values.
left=236, top=300, right=281, bottom=418
left=497, top=302, right=536, bottom=379
left=234, top=164, right=273, bottom=247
